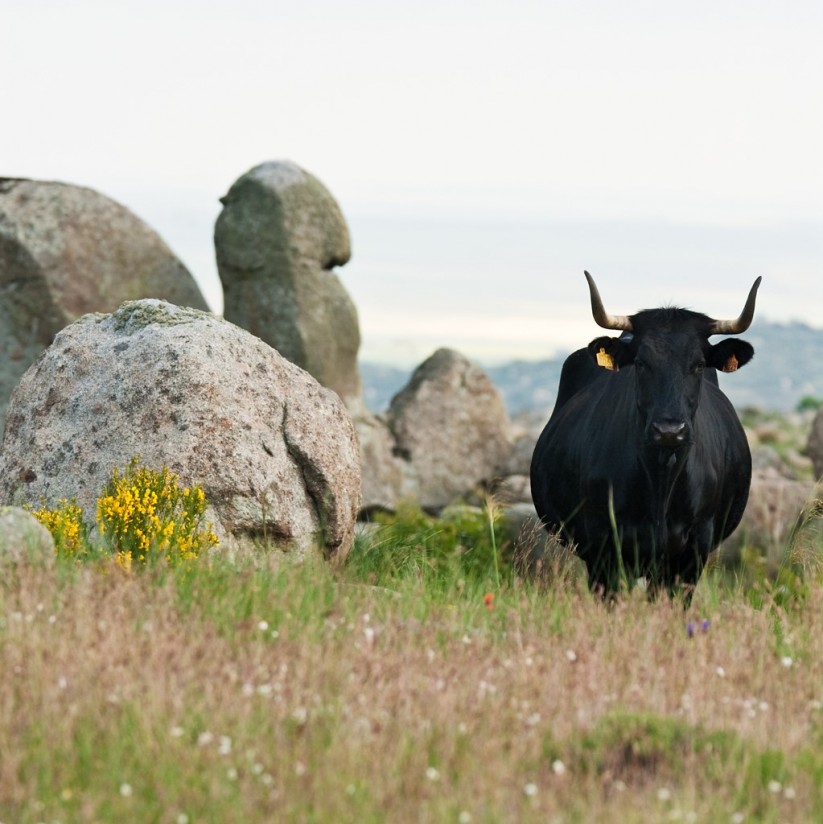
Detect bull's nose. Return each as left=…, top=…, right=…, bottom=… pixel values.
left=651, top=420, right=687, bottom=446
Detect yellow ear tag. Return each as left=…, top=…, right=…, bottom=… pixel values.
left=596, top=347, right=617, bottom=371
left=723, top=354, right=739, bottom=373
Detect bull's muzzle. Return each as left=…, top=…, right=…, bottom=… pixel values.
left=651, top=420, right=688, bottom=447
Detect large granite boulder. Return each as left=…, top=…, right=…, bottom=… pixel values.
left=0, top=300, right=361, bottom=562
left=214, top=161, right=362, bottom=408
left=0, top=177, right=208, bottom=429
left=386, top=348, right=513, bottom=511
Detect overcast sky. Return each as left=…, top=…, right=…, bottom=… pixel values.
left=4, top=0, right=821, bottom=364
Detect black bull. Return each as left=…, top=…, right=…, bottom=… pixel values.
left=530, top=272, right=762, bottom=594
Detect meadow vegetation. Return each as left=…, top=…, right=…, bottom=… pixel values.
left=2, top=459, right=823, bottom=822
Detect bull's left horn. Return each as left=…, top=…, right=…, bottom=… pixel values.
left=584, top=271, right=633, bottom=332
left=709, top=277, right=762, bottom=335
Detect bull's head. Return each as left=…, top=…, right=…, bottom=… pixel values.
left=584, top=272, right=760, bottom=448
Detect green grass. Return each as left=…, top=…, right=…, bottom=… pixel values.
left=2, top=503, right=823, bottom=823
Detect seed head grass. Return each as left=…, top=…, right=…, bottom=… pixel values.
left=3, top=501, right=823, bottom=822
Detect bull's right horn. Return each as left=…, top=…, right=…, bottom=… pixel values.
left=584, top=271, right=633, bottom=332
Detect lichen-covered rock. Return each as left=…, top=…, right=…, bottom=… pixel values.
left=215, top=161, right=362, bottom=408
left=0, top=177, right=209, bottom=430
left=0, top=506, right=55, bottom=569
left=0, top=300, right=361, bottom=562
left=387, top=348, right=513, bottom=511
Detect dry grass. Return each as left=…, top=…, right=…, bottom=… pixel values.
left=1, top=547, right=823, bottom=823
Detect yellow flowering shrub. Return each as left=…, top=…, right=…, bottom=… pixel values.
left=28, top=499, right=89, bottom=560
left=97, top=457, right=219, bottom=568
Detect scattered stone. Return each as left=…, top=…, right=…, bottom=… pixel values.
left=0, top=506, right=55, bottom=569
left=0, top=177, right=208, bottom=430
left=0, top=300, right=361, bottom=562
left=723, top=468, right=818, bottom=565
left=387, top=348, right=513, bottom=511
left=215, top=161, right=362, bottom=408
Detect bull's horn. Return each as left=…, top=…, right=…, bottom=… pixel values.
left=584, top=271, right=633, bottom=332
left=709, top=277, right=762, bottom=335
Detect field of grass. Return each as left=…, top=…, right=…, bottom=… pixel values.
left=2, top=502, right=823, bottom=823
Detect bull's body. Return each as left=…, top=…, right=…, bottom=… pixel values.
left=530, top=275, right=760, bottom=594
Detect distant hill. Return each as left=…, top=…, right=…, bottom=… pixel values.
left=360, top=321, right=823, bottom=416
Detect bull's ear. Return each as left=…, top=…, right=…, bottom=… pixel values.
left=588, top=336, right=632, bottom=372
left=707, top=338, right=754, bottom=373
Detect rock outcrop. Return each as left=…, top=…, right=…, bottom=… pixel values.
left=386, top=348, right=513, bottom=511
left=0, top=300, right=361, bottom=562
left=0, top=177, right=208, bottom=429
left=215, top=161, right=362, bottom=408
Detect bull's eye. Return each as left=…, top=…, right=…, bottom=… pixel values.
left=691, top=361, right=706, bottom=375
left=634, top=359, right=647, bottom=372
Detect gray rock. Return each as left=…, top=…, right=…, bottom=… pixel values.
left=0, top=177, right=208, bottom=430
left=0, top=506, right=55, bottom=569
left=387, top=348, right=513, bottom=511
left=215, top=161, right=362, bottom=408
left=808, top=408, right=823, bottom=480
left=0, top=300, right=361, bottom=562
left=723, top=468, right=818, bottom=566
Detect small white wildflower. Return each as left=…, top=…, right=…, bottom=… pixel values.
left=294, top=762, right=306, bottom=777
left=784, top=786, right=796, bottom=800
left=48, top=614, right=57, bottom=624
left=197, top=731, right=214, bottom=747
left=425, top=766, right=440, bottom=781
left=270, top=629, right=279, bottom=639
left=657, top=787, right=672, bottom=801
left=781, top=656, right=793, bottom=668
left=459, top=812, right=472, bottom=824
left=758, top=701, right=769, bottom=712
left=715, top=666, right=726, bottom=678
left=170, top=725, right=184, bottom=738
left=177, top=815, right=189, bottom=824
left=58, top=676, right=68, bottom=690
left=363, top=626, right=375, bottom=645
left=251, top=762, right=264, bottom=775
left=119, top=782, right=133, bottom=797
left=767, top=780, right=782, bottom=794
left=262, top=771, right=275, bottom=784
left=362, top=613, right=370, bottom=623
left=461, top=634, right=472, bottom=645
left=257, top=684, right=273, bottom=697
left=218, top=736, right=232, bottom=755
left=551, top=759, right=566, bottom=775
left=291, top=707, right=308, bottom=725
left=613, top=780, right=626, bottom=792
left=565, top=649, right=577, bottom=662
left=526, top=712, right=541, bottom=726
left=226, top=767, right=238, bottom=781
left=523, top=782, right=538, bottom=797
left=730, top=812, right=745, bottom=824
left=346, top=784, right=356, bottom=796
left=257, top=620, right=269, bottom=632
